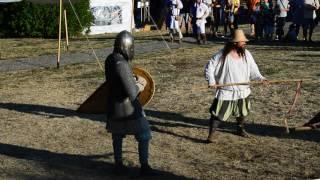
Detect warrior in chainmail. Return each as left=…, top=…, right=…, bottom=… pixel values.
left=105, top=30, right=153, bottom=175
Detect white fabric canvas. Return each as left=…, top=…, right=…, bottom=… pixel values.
left=89, top=0, right=134, bottom=34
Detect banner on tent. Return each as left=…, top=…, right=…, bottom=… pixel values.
left=89, top=0, right=133, bottom=34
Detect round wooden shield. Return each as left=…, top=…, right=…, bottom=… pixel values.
left=133, top=67, right=155, bottom=106
left=77, top=67, right=154, bottom=114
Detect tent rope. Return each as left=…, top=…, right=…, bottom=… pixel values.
left=67, top=0, right=104, bottom=72
left=147, top=9, right=171, bottom=51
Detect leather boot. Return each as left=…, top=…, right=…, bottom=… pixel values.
left=197, top=33, right=201, bottom=44
left=206, top=117, right=221, bottom=143
left=169, top=30, right=174, bottom=43
left=140, top=163, right=156, bottom=176
left=201, top=33, right=207, bottom=44
left=236, top=117, right=249, bottom=137
left=113, top=161, right=127, bottom=175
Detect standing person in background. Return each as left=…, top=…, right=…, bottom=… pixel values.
left=212, top=0, right=226, bottom=37
left=231, top=0, right=240, bottom=30
left=105, top=31, right=153, bottom=175
left=254, top=2, right=264, bottom=40
left=302, top=0, right=319, bottom=42
left=166, top=0, right=184, bottom=43
left=247, top=0, right=261, bottom=37
left=203, top=0, right=215, bottom=36
left=223, top=0, right=233, bottom=37
left=191, top=0, right=210, bottom=44
left=274, top=0, right=290, bottom=40
left=291, top=0, right=305, bottom=38
left=204, top=29, right=268, bottom=143
left=180, top=0, right=193, bottom=36
left=261, top=0, right=274, bottom=40
left=224, top=0, right=239, bottom=37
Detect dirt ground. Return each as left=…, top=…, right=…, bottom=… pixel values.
left=0, top=31, right=320, bottom=179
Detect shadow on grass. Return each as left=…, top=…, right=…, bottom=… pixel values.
left=145, top=109, right=320, bottom=143
left=217, top=121, right=320, bottom=143
left=295, top=54, right=320, bottom=58
left=1, top=103, right=319, bottom=143
left=0, top=102, right=105, bottom=122
left=145, top=109, right=208, bottom=127
left=150, top=126, right=208, bottom=144
left=0, top=143, right=189, bottom=179
left=272, top=59, right=320, bottom=64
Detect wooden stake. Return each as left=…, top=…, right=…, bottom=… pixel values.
left=57, top=0, right=63, bottom=68
left=64, top=9, right=69, bottom=51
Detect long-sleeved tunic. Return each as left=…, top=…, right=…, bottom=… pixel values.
left=205, top=49, right=265, bottom=100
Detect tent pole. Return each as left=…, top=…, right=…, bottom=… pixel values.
left=64, top=9, right=69, bottom=51
left=131, top=0, right=136, bottom=33
left=57, top=0, right=63, bottom=68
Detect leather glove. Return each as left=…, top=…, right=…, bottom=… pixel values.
left=135, top=75, right=147, bottom=92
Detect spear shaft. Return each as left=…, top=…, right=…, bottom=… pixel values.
left=212, top=79, right=309, bottom=88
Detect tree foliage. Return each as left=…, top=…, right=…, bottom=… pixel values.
left=0, top=0, right=93, bottom=38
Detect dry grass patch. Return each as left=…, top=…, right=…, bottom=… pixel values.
left=0, top=38, right=319, bottom=179
left=0, top=31, right=167, bottom=60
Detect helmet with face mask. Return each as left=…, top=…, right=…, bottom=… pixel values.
left=113, top=30, right=134, bottom=61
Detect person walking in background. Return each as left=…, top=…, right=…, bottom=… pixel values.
left=166, top=0, right=184, bottom=43
left=204, top=29, right=268, bottom=143
left=274, top=0, right=290, bottom=41
left=105, top=31, right=153, bottom=175
left=302, top=0, right=319, bottom=42
left=191, top=0, right=210, bottom=44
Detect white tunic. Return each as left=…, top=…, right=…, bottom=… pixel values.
left=204, top=49, right=265, bottom=100
left=192, top=2, right=209, bottom=33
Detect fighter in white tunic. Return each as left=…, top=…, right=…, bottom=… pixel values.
left=204, top=29, right=268, bottom=142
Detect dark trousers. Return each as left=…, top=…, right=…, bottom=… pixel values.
left=276, top=17, right=286, bottom=39
left=214, top=8, right=224, bottom=32
left=112, top=130, right=151, bottom=165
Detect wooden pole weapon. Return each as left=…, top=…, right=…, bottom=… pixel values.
left=209, top=79, right=310, bottom=88
left=201, top=79, right=313, bottom=133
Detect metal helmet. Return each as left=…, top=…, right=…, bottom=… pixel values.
left=113, top=30, right=134, bottom=61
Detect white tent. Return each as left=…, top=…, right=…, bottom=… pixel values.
left=0, top=0, right=20, bottom=3
left=89, top=0, right=134, bottom=34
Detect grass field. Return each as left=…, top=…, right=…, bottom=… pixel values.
left=0, top=29, right=319, bottom=179
left=0, top=31, right=165, bottom=60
